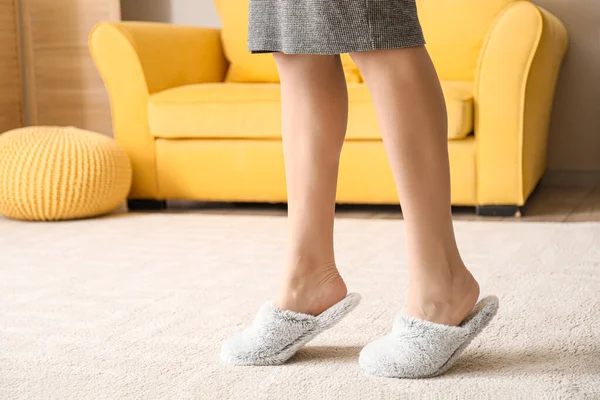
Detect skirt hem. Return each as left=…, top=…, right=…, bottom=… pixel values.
left=249, top=35, right=426, bottom=55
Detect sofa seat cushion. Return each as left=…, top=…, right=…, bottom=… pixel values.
left=148, top=82, right=474, bottom=140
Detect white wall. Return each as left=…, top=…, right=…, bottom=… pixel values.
left=171, top=0, right=220, bottom=26
left=121, top=0, right=221, bottom=27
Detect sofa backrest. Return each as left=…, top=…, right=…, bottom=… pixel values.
left=417, top=0, right=522, bottom=81
left=213, top=0, right=361, bottom=83
left=214, top=0, right=523, bottom=83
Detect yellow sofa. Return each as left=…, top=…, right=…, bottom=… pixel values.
left=90, top=0, right=568, bottom=216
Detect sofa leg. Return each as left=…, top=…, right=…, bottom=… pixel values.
left=127, top=199, right=167, bottom=211
left=476, top=205, right=521, bottom=217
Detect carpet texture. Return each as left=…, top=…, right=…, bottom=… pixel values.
left=1, top=214, right=599, bottom=399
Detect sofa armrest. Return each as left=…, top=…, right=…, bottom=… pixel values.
left=474, top=1, right=568, bottom=205
left=89, top=22, right=228, bottom=198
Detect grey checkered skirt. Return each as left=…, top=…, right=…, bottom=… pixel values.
left=248, top=0, right=425, bottom=54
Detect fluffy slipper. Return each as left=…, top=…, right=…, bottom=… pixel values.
left=221, top=293, right=362, bottom=366
left=359, top=296, right=499, bottom=378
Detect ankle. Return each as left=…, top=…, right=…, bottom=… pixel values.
left=282, top=260, right=345, bottom=296
left=406, top=266, right=480, bottom=325
left=409, top=252, right=469, bottom=285
left=277, top=260, right=347, bottom=315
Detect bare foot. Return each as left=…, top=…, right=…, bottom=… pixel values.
left=275, top=262, right=348, bottom=316
left=405, top=266, right=480, bottom=326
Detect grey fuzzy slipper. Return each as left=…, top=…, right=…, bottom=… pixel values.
left=221, top=293, right=362, bottom=366
left=359, top=296, right=499, bottom=378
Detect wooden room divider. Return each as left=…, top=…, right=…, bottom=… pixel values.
left=0, top=0, right=25, bottom=133
left=20, top=0, right=121, bottom=135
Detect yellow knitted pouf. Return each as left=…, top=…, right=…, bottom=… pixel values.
left=0, top=126, right=132, bottom=221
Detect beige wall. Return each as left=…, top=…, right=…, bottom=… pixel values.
left=535, top=0, right=600, bottom=172
left=121, top=0, right=600, bottom=173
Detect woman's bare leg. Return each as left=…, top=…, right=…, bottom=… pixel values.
left=273, top=53, right=349, bottom=315
left=351, top=47, right=480, bottom=326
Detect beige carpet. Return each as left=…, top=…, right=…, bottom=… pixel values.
left=1, top=214, right=599, bottom=399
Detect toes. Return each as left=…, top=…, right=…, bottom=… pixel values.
left=359, top=337, right=437, bottom=378
left=358, top=338, right=397, bottom=377
left=220, top=333, right=256, bottom=365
